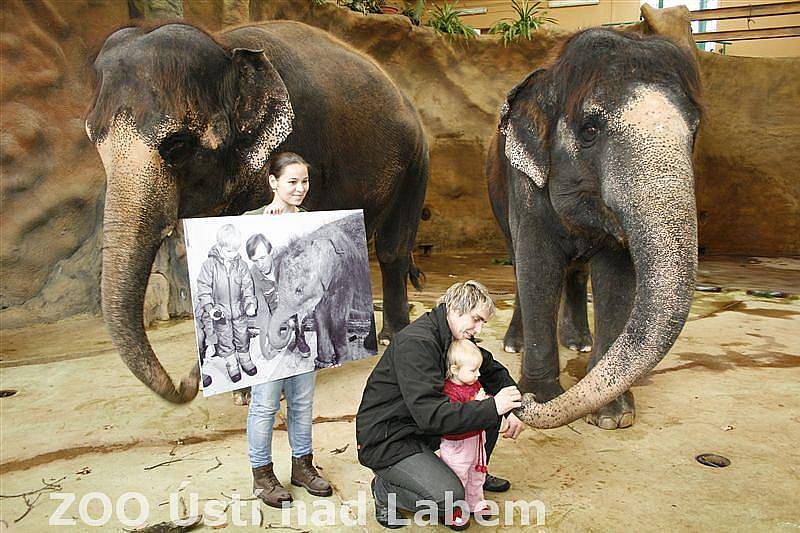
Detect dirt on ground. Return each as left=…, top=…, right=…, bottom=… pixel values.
left=1, top=252, right=799, bottom=531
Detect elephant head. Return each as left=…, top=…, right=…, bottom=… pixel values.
left=86, top=23, right=294, bottom=402
left=268, top=238, right=344, bottom=350
left=501, top=29, right=702, bottom=427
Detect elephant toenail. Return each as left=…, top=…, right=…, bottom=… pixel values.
left=568, top=344, right=578, bottom=351
left=598, top=417, right=617, bottom=430
left=579, top=345, right=592, bottom=352
left=619, top=413, right=635, bottom=428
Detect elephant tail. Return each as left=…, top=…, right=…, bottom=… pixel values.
left=408, top=251, right=426, bottom=290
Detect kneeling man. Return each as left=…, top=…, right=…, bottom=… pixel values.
left=356, top=280, right=524, bottom=528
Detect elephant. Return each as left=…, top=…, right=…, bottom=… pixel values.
left=267, top=214, right=377, bottom=368
left=486, top=28, right=702, bottom=430
left=86, top=21, right=428, bottom=402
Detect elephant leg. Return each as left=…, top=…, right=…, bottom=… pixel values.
left=364, top=313, right=378, bottom=352
left=504, top=291, right=525, bottom=353
left=375, top=156, right=428, bottom=345
left=314, top=307, right=337, bottom=368
left=558, top=263, right=593, bottom=352
left=515, top=239, right=568, bottom=402
left=585, top=246, right=636, bottom=430
left=501, top=230, right=524, bottom=353
left=332, top=309, right=350, bottom=363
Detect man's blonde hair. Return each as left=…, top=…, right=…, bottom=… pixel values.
left=438, top=280, right=496, bottom=318
left=446, top=339, right=483, bottom=379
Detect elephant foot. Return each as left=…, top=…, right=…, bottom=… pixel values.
left=503, top=329, right=524, bottom=353
left=518, top=377, right=565, bottom=403
left=295, top=335, right=311, bottom=355
left=585, top=390, right=635, bottom=430
left=378, top=327, right=395, bottom=346
left=559, top=326, right=593, bottom=353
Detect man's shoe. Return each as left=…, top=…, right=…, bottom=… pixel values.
left=483, top=473, right=511, bottom=493
left=372, top=478, right=405, bottom=529
left=252, top=464, right=292, bottom=508
left=295, top=333, right=311, bottom=356
left=290, top=454, right=332, bottom=497
left=202, top=373, right=212, bottom=388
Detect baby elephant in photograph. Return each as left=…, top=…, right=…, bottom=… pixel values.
left=488, top=28, right=702, bottom=430
left=268, top=216, right=377, bottom=367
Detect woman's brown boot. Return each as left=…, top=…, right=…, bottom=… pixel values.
left=290, top=454, right=333, bottom=497
left=253, top=463, right=293, bottom=508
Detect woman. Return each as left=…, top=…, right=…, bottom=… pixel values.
left=246, top=152, right=332, bottom=508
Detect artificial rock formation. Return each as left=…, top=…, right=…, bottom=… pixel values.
left=1, top=0, right=797, bottom=329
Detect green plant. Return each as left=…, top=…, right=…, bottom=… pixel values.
left=402, top=0, right=426, bottom=25
left=489, top=0, right=557, bottom=46
left=338, top=0, right=384, bottom=14
left=312, top=0, right=327, bottom=6
left=426, top=1, right=476, bottom=39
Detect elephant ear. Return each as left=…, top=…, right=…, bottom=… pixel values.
left=498, top=68, right=552, bottom=188
left=232, top=48, right=295, bottom=172
left=311, top=239, right=344, bottom=291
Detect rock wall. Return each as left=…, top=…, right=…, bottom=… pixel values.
left=1, top=0, right=797, bottom=329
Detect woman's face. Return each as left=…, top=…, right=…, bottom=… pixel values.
left=270, top=163, right=309, bottom=207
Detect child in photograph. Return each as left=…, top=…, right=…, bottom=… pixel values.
left=440, top=339, right=509, bottom=524
left=196, top=224, right=258, bottom=383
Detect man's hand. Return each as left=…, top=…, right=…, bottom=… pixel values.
left=494, top=386, right=522, bottom=415
left=501, top=412, right=525, bottom=439
left=475, top=388, right=488, bottom=401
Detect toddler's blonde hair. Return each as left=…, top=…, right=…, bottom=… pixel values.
left=216, top=223, right=242, bottom=249
left=446, top=339, right=483, bottom=379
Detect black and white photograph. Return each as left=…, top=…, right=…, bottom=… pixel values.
left=183, top=209, right=377, bottom=397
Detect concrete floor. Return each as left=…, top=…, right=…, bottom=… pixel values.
left=1, top=252, right=799, bottom=531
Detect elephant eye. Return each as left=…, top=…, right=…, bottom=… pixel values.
left=578, top=122, right=599, bottom=146
left=159, top=132, right=198, bottom=167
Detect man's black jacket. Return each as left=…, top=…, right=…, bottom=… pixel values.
left=356, top=303, right=517, bottom=470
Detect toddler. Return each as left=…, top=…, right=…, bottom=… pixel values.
left=196, top=224, right=257, bottom=383
left=440, top=339, right=508, bottom=523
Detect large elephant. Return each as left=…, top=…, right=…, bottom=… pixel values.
left=267, top=214, right=376, bottom=367
left=487, top=29, right=701, bottom=429
left=86, top=21, right=428, bottom=403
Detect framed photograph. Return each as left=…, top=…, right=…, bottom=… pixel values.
left=183, top=209, right=377, bottom=397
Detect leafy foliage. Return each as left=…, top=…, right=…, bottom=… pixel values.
left=402, top=0, right=426, bottom=25
left=489, top=0, right=557, bottom=46
left=426, top=1, right=476, bottom=39
left=338, top=0, right=384, bottom=14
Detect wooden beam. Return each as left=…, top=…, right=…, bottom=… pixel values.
left=694, top=25, right=800, bottom=41
left=690, top=1, right=800, bottom=21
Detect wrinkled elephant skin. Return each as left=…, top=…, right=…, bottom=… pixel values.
left=487, top=29, right=701, bottom=429
left=87, top=22, right=427, bottom=402
left=268, top=215, right=376, bottom=367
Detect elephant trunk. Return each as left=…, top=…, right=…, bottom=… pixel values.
left=517, top=90, right=697, bottom=428
left=268, top=308, right=292, bottom=350
left=100, top=125, right=198, bottom=403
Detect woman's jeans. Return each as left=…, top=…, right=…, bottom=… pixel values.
left=247, top=369, right=316, bottom=467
